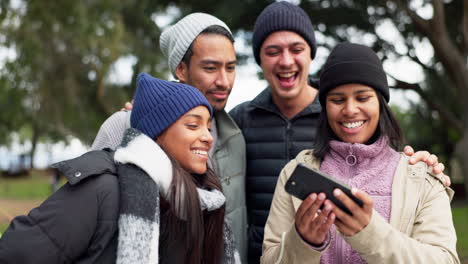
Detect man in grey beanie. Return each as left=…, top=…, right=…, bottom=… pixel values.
left=91, top=13, right=248, bottom=262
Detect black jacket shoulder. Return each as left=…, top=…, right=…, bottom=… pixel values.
left=0, top=150, right=119, bottom=264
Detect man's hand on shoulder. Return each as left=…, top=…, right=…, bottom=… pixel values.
left=403, top=145, right=450, bottom=187
left=120, top=101, right=133, bottom=111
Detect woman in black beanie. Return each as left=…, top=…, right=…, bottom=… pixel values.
left=261, top=43, right=459, bottom=264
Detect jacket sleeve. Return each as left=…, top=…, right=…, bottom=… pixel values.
left=343, top=175, right=460, bottom=264
left=261, top=159, right=324, bottom=264
left=91, top=110, right=130, bottom=151
left=0, top=173, right=118, bottom=264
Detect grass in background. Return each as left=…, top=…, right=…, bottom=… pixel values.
left=0, top=170, right=53, bottom=200
left=453, top=206, right=468, bottom=261
left=0, top=223, right=9, bottom=235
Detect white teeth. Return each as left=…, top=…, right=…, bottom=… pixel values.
left=343, top=121, right=364, bottom=128
left=192, top=150, right=208, bottom=156
left=278, top=72, right=295, bottom=78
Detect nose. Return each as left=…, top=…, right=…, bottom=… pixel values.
left=214, top=69, right=230, bottom=89
left=343, top=99, right=360, bottom=116
left=279, top=51, right=294, bottom=67
left=200, top=127, right=214, bottom=147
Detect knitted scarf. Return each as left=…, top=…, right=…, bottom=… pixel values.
left=114, top=128, right=240, bottom=264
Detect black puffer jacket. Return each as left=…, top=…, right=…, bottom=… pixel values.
left=0, top=150, right=119, bottom=264
left=229, top=81, right=321, bottom=263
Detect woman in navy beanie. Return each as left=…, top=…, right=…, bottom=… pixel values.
left=0, top=73, right=241, bottom=264
left=261, top=43, right=459, bottom=263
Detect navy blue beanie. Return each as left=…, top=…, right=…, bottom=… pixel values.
left=131, top=73, right=213, bottom=139
left=319, top=42, right=389, bottom=106
left=252, top=1, right=317, bottom=65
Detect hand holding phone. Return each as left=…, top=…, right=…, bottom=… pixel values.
left=295, top=192, right=335, bottom=246
left=285, top=163, right=363, bottom=215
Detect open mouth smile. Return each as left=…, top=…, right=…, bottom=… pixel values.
left=277, top=72, right=298, bottom=87
left=341, top=120, right=365, bottom=129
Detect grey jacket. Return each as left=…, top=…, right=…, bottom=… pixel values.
left=212, top=110, right=247, bottom=263
left=91, top=110, right=248, bottom=262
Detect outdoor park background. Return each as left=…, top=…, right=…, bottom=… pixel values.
left=0, top=0, right=467, bottom=261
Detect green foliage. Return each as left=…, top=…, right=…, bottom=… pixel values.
left=453, top=206, right=468, bottom=261
left=0, top=172, right=52, bottom=200
left=0, top=223, right=9, bottom=236
left=0, top=0, right=170, bottom=145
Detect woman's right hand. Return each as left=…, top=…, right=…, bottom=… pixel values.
left=295, top=193, right=335, bottom=246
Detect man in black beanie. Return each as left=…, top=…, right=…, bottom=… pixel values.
left=229, top=2, right=450, bottom=263
left=230, top=2, right=322, bottom=263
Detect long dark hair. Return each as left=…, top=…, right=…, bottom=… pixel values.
left=313, top=91, right=404, bottom=159
left=161, top=156, right=225, bottom=264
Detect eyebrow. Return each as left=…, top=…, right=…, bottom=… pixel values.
left=263, top=42, right=306, bottom=50
left=184, top=114, right=212, bottom=123
left=200, top=59, right=237, bottom=66
left=328, top=88, right=374, bottom=96
left=184, top=114, right=203, bottom=120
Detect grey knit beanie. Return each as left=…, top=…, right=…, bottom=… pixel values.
left=160, top=13, right=232, bottom=77
left=252, top=1, right=317, bottom=65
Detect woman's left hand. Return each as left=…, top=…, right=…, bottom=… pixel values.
left=331, top=188, right=373, bottom=236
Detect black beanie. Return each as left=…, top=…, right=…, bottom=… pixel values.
left=252, top=1, right=317, bottom=65
left=319, top=42, right=389, bottom=106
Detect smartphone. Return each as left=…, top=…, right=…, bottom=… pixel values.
left=284, top=163, right=363, bottom=215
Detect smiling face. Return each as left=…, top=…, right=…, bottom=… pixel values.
left=326, top=83, right=380, bottom=144
left=176, top=34, right=236, bottom=112
left=259, top=31, right=312, bottom=101
left=156, top=106, right=213, bottom=174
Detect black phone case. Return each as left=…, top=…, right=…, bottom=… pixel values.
left=284, top=163, right=363, bottom=215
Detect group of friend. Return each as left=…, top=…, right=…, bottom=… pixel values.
left=0, top=1, right=460, bottom=264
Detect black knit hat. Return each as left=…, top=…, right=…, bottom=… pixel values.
left=131, top=73, right=213, bottom=139
left=252, top=1, right=317, bottom=65
left=319, top=42, right=389, bottom=106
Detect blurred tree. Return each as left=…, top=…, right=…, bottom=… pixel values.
left=0, top=0, right=171, bottom=167
left=1, top=0, right=467, bottom=197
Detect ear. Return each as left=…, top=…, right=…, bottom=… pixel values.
left=175, top=62, right=189, bottom=82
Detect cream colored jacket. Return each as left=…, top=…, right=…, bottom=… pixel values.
left=261, top=149, right=460, bottom=264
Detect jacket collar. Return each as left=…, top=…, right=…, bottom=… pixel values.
left=250, top=77, right=322, bottom=118
left=214, top=110, right=242, bottom=148
left=52, top=149, right=116, bottom=185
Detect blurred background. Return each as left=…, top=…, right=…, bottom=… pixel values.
left=0, top=0, right=467, bottom=261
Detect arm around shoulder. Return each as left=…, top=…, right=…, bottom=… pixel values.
left=91, top=110, right=131, bottom=150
